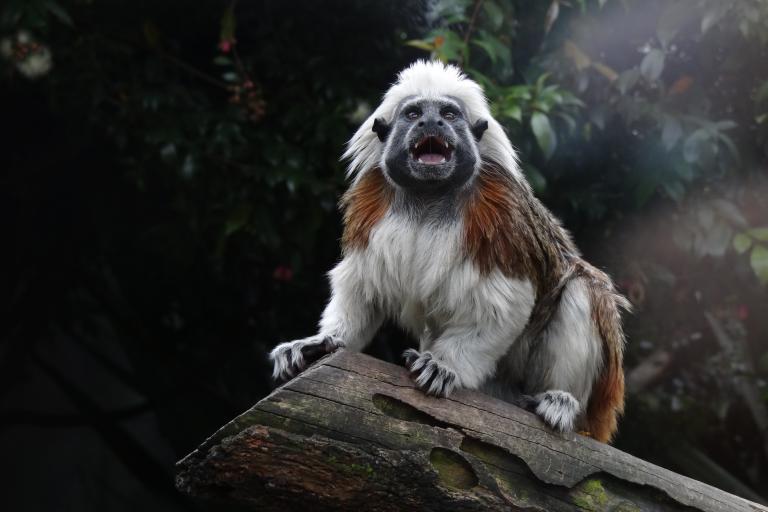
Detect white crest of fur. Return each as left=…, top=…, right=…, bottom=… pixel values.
left=342, top=60, right=521, bottom=181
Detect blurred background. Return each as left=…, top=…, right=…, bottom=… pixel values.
left=2, top=0, right=768, bottom=509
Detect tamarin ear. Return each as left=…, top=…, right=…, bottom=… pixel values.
left=471, top=119, right=489, bottom=141
left=372, top=118, right=391, bottom=142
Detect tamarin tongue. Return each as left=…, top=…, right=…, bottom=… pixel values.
left=418, top=153, right=447, bottom=164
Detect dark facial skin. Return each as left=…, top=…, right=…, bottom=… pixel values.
left=374, top=98, right=488, bottom=193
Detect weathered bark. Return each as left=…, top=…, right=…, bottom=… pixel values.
left=176, top=350, right=767, bottom=512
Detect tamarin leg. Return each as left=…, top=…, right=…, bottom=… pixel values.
left=270, top=254, right=383, bottom=381
left=523, top=274, right=626, bottom=440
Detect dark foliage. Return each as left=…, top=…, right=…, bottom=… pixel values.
left=1, top=0, right=767, bottom=509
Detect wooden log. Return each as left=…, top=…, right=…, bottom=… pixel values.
left=175, top=350, right=767, bottom=511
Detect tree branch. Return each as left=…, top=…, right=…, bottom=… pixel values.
left=176, top=350, right=767, bottom=511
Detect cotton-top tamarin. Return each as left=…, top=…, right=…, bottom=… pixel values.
left=270, top=60, right=630, bottom=442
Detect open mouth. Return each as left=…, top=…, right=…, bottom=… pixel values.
left=411, top=136, right=453, bottom=165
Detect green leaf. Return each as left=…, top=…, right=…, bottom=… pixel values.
left=535, top=72, right=551, bottom=90
left=405, top=39, right=435, bottom=51
left=701, top=3, right=730, bottom=34
left=466, top=68, right=494, bottom=89
left=432, top=0, right=472, bottom=20
left=472, top=32, right=511, bottom=68
left=559, top=90, right=585, bottom=108
left=557, top=112, right=577, bottom=133
left=222, top=71, right=239, bottom=82
left=662, top=180, right=685, bottom=202
left=472, top=38, right=498, bottom=64
left=733, top=233, right=753, bottom=254
left=750, top=244, right=768, bottom=284
left=634, top=171, right=659, bottom=206
left=564, top=40, right=591, bottom=70
left=661, top=116, right=683, bottom=150
left=505, top=85, right=532, bottom=100
left=160, top=143, right=177, bottom=162
left=754, top=81, right=768, bottom=104
left=592, top=62, right=618, bottom=82
left=712, top=199, right=747, bottom=228
left=544, top=0, right=560, bottom=34
left=748, top=227, right=768, bottom=241
left=717, top=132, right=739, bottom=160
left=531, top=112, right=557, bottom=160
left=181, top=154, right=196, bottom=177
left=683, top=128, right=709, bottom=164
left=482, top=1, right=504, bottom=31
left=537, top=86, right=564, bottom=110
left=220, top=2, right=237, bottom=42
left=589, top=106, right=606, bottom=130
left=45, top=0, right=74, bottom=27
left=225, top=204, right=251, bottom=237
left=739, top=19, right=750, bottom=37
left=502, top=105, right=522, bottom=122
left=616, top=68, right=640, bottom=94
left=640, top=49, right=665, bottom=82
left=699, top=220, right=732, bottom=257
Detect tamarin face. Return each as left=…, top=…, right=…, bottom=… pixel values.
left=373, top=96, right=488, bottom=192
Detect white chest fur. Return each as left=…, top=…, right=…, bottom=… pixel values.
left=351, top=212, right=535, bottom=343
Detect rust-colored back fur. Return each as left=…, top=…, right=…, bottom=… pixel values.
left=464, top=166, right=542, bottom=286
left=463, top=164, right=572, bottom=297
left=584, top=266, right=631, bottom=442
left=340, top=168, right=393, bottom=252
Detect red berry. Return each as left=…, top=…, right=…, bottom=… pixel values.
left=273, top=265, right=293, bottom=282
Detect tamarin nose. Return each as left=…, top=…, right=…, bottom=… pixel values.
left=418, top=117, right=444, bottom=129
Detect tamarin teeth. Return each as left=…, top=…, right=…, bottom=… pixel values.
left=416, top=139, right=448, bottom=147
left=417, top=155, right=447, bottom=164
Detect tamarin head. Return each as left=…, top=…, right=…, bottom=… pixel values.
left=372, top=96, right=489, bottom=191
left=343, top=60, right=523, bottom=190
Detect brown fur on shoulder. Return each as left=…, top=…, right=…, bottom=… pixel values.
left=463, top=162, right=575, bottom=297
left=340, top=168, right=393, bottom=252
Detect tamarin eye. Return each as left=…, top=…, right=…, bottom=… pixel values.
left=405, top=109, right=421, bottom=120
left=442, top=109, right=458, bottom=120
